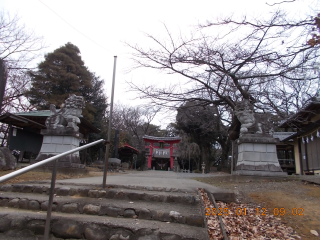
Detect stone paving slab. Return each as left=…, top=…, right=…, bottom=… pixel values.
left=299, top=175, right=320, bottom=185
left=56, top=171, right=235, bottom=202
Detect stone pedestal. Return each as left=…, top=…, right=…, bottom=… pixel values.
left=233, top=134, right=287, bottom=176
left=35, top=129, right=85, bottom=169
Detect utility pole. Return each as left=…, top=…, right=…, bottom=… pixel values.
left=0, top=59, right=7, bottom=114
left=103, top=56, right=117, bottom=188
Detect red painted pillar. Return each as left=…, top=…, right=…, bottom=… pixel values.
left=148, top=144, right=153, bottom=170
left=148, top=155, right=152, bottom=169
left=170, top=144, right=173, bottom=170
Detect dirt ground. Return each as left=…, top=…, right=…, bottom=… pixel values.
left=195, top=175, right=320, bottom=240
left=0, top=166, right=120, bottom=185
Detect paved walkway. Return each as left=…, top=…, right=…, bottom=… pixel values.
left=57, top=171, right=231, bottom=194
left=299, top=175, right=320, bottom=185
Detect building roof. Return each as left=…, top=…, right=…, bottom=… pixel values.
left=0, top=110, right=100, bottom=135
left=16, top=110, right=51, bottom=117
left=273, top=132, right=296, bottom=142
left=118, top=143, right=139, bottom=154
left=143, top=135, right=181, bottom=142
left=281, top=120, right=320, bottom=142
left=0, top=113, right=46, bottom=130
left=279, top=100, right=320, bottom=128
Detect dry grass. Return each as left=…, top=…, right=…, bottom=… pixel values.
left=249, top=183, right=320, bottom=240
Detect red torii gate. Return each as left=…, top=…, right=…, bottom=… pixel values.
left=143, top=135, right=181, bottom=170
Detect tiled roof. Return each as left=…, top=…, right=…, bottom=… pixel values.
left=273, top=132, right=296, bottom=141
left=143, top=135, right=181, bottom=141
left=15, top=110, right=51, bottom=117
left=0, top=111, right=99, bottom=133
left=119, top=143, right=139, bottom=154
left=16, top=110, right=84, bottom=118
left=279, top=100, right=320, bottom=128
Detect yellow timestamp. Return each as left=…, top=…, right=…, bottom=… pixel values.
left=205, top=207, right=304, bottom=216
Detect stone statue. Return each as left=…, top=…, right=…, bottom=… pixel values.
left=234, top=100, right=262, bottom=135
left=45, top=94, right=85, bottom=132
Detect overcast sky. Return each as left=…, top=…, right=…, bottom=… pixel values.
left=0, top=0, right=316, bottom=127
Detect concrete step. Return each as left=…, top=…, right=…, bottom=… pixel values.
left=0, top=207, right=209, bottom=240
left=0, top=182, right=199, bottom=205
left=0, top=191, right=204, bottom=227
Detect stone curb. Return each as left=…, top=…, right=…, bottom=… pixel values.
left=17, top=181, right=194, bottom=193
left=0, top=184, right=198, bottom=205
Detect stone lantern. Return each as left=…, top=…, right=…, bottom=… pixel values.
left=201, top=162, right=205, bottom=174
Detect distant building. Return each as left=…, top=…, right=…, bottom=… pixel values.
left=143, top=135, right=181, bottom=171
left=118, top=143, right=139, bottom=168
left=279, top=100, right=320, bottom=175
left=0, top=110, right=100, bottom=162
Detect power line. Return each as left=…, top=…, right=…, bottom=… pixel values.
left=38, top=0, right=114, bottom=54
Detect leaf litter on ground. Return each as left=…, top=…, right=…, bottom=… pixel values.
left=199, top=188, right=301, bottom=240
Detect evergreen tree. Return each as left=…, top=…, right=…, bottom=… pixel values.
left=176, top=101, right=230, bottom=170
left=83, top=72, right=108, bottom=162
left=26, top=42, right=108, bottom=161
left=27, top=42, right=92, bottom=115
left=27, top=42, right=107, bottom=121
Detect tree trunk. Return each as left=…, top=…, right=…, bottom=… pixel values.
left=220, top=138, right=231, bottom=170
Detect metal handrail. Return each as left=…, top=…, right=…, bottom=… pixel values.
left=0, top=139, right=105, bottom=183
left=0, top=138, right=105, bottom=240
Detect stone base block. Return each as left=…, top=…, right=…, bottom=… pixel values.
left=35, top=134, right=82, bottom=166
left=233, top=170, right=287, bottom=176
left=236, top=138, right=283, bottom=174
left=36, top=154, right=85, bottom=169
left=236, top=163, right=283, bottom=172
left=35, top=153, right=83, bottom=167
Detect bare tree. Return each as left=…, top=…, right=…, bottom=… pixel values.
left=111, top=104, right=161, bottom=169
left=127, top=10, right=319, bottom=121
left=112, top=104, right=161, bottom=150
left=0, top=12, right=46, bottom=146
left=307, top=13, right=320, bottom=46
left=0, top=12, right=46, bottom=113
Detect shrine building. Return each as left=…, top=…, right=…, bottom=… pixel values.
left=143, top=135, right=181, bottom=171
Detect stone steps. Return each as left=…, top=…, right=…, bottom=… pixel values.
left=0, top=191, right=203, bottom=227
left=0, top=182, right=209, bottom=240
left=0, top=207, right=209, bottom=240
left=0, top=182, right=198, bottom=205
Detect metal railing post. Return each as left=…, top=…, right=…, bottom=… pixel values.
left=44, top=159, right=58, bottom=240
